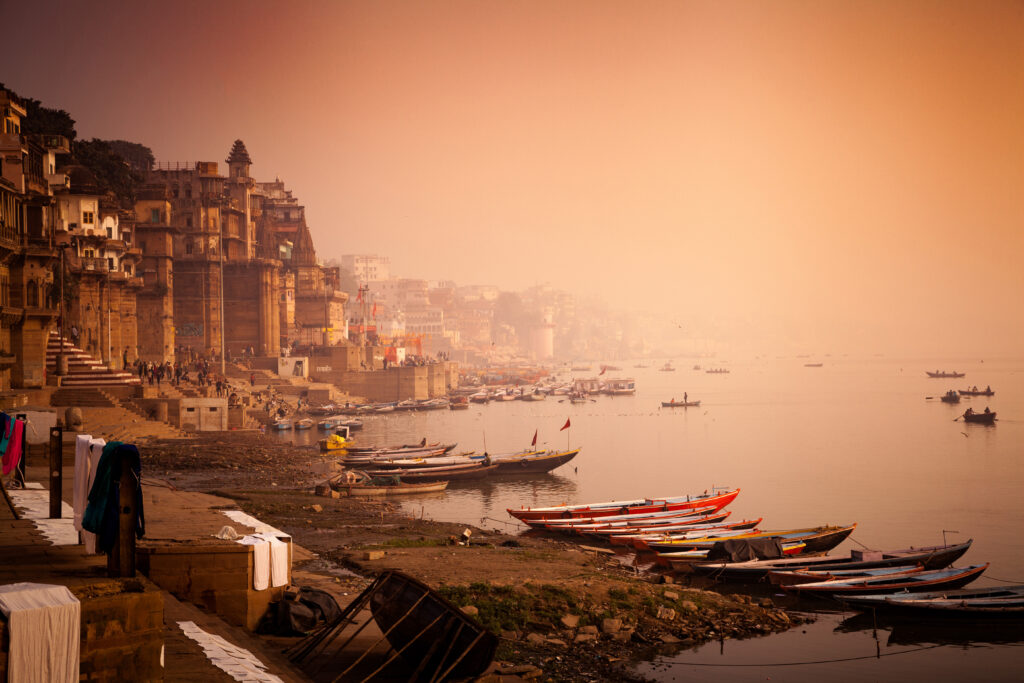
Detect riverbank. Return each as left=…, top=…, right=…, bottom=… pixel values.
left=141, top=432, right=809, bottom=681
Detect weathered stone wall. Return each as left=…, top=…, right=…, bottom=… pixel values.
left=138, top=542, right=289, bottom=631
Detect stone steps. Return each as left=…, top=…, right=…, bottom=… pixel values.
left=45, top=332, right=141, bottom=387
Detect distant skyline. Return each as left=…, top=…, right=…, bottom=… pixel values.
left=3, top=0, right=1022, bottom=356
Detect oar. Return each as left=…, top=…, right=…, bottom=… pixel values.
left=925, top=396, right=936, bottom=400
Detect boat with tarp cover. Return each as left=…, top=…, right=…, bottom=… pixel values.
left=648, top=524, right=856, bottom=555
left=507, top=488, right=739, bottom=523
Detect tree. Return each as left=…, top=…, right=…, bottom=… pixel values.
left=0, top=82, right=77, bottom=140
left=72, top=139, right=143, bottom=204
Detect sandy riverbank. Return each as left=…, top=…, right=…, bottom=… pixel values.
left=136, top=431, right=809, bottom=681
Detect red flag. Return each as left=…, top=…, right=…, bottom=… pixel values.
left=531, top=429, right=537, bottom=447
left=560, top=418, right=571, bottom=431
left=356, top=289, right=363, bottom=302
left=372, top=302, right=377, bottom=318
left=599, top=366, right=606, bottom=375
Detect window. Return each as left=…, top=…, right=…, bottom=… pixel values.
left=84, top=248, right=95, bottom=258
left=185, top=241, right=193, bottom=255
left=107, top=257, right=115, bottom=271
left=186, top=216, right=193, bottom=228
left=106, top=227, right=113, bottom=238
left=82, top=211, right=94, bottom=224
left=150, top=209, right=160, bottom=223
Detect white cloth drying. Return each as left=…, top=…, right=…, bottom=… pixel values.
left=236, top=536, right=271, bottom=591
left=0, top=582, right=80, bottom=683
left=73, top=436, right=105, bottom=554
left=235, top=533, right=289, bottom=590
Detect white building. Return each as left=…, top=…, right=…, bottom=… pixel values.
left=341, top=254, right=390, bottom=283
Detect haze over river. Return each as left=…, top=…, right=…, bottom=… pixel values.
left=276, top=355, right=1024, bottom=680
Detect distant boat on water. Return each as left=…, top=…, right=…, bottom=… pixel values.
left=804, top=363, right=823, bottom=367
left=927, top=371, right=965, bottom=378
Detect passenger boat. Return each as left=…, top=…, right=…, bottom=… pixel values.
left=449, top=396, right=470, bottom=410
left=648, top=524, right=856, bottom=555
left=661, top=400, right=700, bottom=408
left=294, top=418, right=314, bottom=430
left=962, top=409, right=996, bottom=424
left=782, top=564, right=988, bottom=596
left=271, top=419, right=293, bottom=430
left=691, top=540, right=973, bottom=582
left=705, top=368, right=730, bottom=374
left=939, top=390, right=961, bottom=403
left=317, top=416, right=340, bottom=429
left=804, top=362, right=824, bottom=367
left=469, top=392, right=490, bottom=404
left=491, top=448, right=580, bottom=474
left=842, top=585, right=1024, bottom=615
left=926, top=371, right=965, bottom=378
left=959, top=388, right=994, bottom=396
left=507, top=488, right=740, bottom=523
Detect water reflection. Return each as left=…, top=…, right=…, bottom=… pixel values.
left=835, top=611, right=1024, bottom=647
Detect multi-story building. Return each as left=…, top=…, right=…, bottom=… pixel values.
left=341, top=254, right=390, bottom=283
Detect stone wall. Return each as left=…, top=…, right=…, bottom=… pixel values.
left=138, top=541, right=290, bottom=631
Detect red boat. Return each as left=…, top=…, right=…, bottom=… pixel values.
left=507, top=489, right=740, bottom=523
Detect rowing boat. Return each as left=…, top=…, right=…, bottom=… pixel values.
left=648, top=524, right=856, bottom=555
left=690, top=540, right=973, bottom=582
left=783, top=564, right=988, bottom=596
left=507, top=489, right=740, bottom=523
left=842, top=585, right=1024, bottom=615
left=491, top=448, right=580, bottom=474
left=661, top=400, right=701, bottom=408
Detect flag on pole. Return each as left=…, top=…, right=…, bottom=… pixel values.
left=372, top=302, right=377, bottom=318
left=531, top=429, right=538, bottom=447
left=560, top=418, right=571, bottom=431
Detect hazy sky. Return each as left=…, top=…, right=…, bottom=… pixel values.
left=3, top=1, right=1022, bottom=355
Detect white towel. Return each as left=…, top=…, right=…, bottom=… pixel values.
left=255, top=533, right=289, bottom=588
left=0, top=582, right=80, bottom=683
left=236, top=536, right=270, bottom=591
left=72, top=434, right=92, bottom=532
left=81, top=438, right=106, bottom=554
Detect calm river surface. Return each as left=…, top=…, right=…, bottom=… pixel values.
left=276, top=355, right=1024, bottom=681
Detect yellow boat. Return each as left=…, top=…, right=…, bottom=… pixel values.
left=319, top=433, right=350, bottom=453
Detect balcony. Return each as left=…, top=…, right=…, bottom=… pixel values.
left=42, top=135, right=70, bottom=153
left=46, top=172, right=70, bottom=190
left=79, top=257, right=109, bottom=273
left=104, top=238, right=126, bottom=250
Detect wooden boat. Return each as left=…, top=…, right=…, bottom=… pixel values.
left=770, top=564, right=928, bottom=586
left=691, top=540, right=974, bottom=583
left=649, top=524, right=856, bottom=555
left=491, top=448, right=580, bottom=474
left=926, top=371, right=965, bottom=378
left=659, top=362, right=676, bottom=372
left=705, top=368, right=730, bottom=374
left=338, top=419, right=363, bottom=430
left=319, top=434, right=350, bottom=452
left=469, top=392, right=490, bottom=404
left=294, top=418, right=314, bottom=430
left=271, top=419, right=293, bottom=431
left=290, top=570, right=497, bottom=679
left=449, top=397, right=470, bottom=410
left=507, top=488, right=740, bottom=523
left=525, top=391, right=546, bottom=401
left=804, top=362, right=824, bottom=367
left=782, top=564, right=988, bottom=596
left=939, top=390, right=961, bottom=403
left=667, top=541, right=808, bottom=569
left=534, top=505, right=721, bottom=529
left=317, top=416, right=342, bottom=429
left=959, top=388, right=994, bottom=396
left=842, top=585, right=1024, bottom=615
left=332, top=478, right=450, bottom=497
left=962, top=409, right=996, bottom=424
left=369, top=571, right=498, bottom=678
left=345, top=442, right=457, bottom=455
left=361, top=463, right=500, bottom=483
left=341, top=449, right=454, bottom=466
left=662, top=400, right=700, bottom=408
left=554, top=512, right=735, bottom=538
left=603, top=518, right=762, bottom=545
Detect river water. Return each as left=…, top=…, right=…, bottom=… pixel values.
left=274, top=355, right=1024, bottom=680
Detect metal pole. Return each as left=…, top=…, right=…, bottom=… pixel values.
left=57, top=248, right=64, bottom=375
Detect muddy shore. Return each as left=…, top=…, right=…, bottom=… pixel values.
left=142, top=433, right=808, bottom=682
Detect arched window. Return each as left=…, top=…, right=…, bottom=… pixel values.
left=26, top=280, right=39, bottom=307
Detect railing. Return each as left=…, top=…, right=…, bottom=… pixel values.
left=80, top=257, right=109, bottom=273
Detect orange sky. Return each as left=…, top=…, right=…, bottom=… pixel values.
left=3, top=1, right=1022, bottom=355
